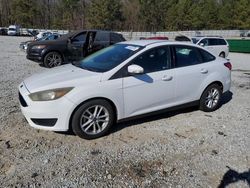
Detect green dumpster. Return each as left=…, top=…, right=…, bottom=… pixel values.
left=227, top=39, right=250, bottom=53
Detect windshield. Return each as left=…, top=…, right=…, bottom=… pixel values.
left=9, top=28, right=16, bottom=31
left=37, top=35, right=50, bottom=41
left=75, top=44, right=143, bottom=72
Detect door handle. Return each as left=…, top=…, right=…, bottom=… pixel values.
left=162, top=75, right=173, bottom=81
left=201, top=69, right=208, bottom=74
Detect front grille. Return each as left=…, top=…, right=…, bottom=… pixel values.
left=19, top=92, right=28, bottom=107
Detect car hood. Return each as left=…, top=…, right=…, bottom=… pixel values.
left=29, top=39, right=67, bottom=47
left=24, top=64, right=102, bottom=93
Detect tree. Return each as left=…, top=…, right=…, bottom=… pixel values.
left=11, top=0, right=39, bottom=27
left=138, top=0, right=168, bottom=31
left=87, top=0, right=124, bottom=30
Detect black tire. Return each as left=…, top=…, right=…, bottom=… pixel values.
left=71, top=99, right=115, bottom=139
left=43, top=52, right=63, bottom=68
left=200, top=84, right=222, bottom=112
left=219, top=52, right=225, bottom=58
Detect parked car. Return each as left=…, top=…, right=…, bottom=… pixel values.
left=0, top=27, right=8, bottom=35
left=240, top=30, right=250, bottom=37
left=20, top=33, right=61, bottom=51
left=35, top=31, right=52, bottom=40
left=26, top=30, right=126, bottom=68
left=19, top=40, right=232, bottom=139
left=27, top=29, right=39, bottom=37
left=146, top=36, right=168, bottom=40
left=175, top=35, right=192, bottom=42
left=7, top=25, right=21, bottom=36
left=140, top=36, right=168, bottom=40
left=191, top=36, right=229, bottom=58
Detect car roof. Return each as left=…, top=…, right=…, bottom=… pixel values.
left=192, top=36, right=224, bottom=39
left=119, top=40, right=196, bottom=47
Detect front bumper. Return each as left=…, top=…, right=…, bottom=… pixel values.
left=26, top=48, right=44, bottom=62
left=18, top=83, right=77, bottom=132
left=26, top=53, right=42, bottom=62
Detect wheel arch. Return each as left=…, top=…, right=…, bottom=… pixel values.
left=200, top=81, right=223, bottom=99
left=69, top=97, right=118, bottom=129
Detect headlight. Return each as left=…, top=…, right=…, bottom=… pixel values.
left=29, top=87, right=73, bottom=101
left=31, top=45, right=46, bottom=50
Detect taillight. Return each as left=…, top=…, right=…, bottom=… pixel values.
left=224, top=62, right=232, bottom=70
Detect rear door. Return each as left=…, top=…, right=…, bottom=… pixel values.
left=91, top=31, right=110, bottom=54
left=122, top=46, right=176, bottom=117
left=173, top=45, right=214, bottom=104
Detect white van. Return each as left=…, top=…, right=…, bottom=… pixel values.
left=191, top=36, right=229, bottom=58
left=7, top=25, right=21, bottom=36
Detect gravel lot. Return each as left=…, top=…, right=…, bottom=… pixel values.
left=0, top=36, right=249, bottom=188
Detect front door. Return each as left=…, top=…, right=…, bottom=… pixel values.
left=123, top=46, right=176, bottom=117
left=68, top=32, right=87, bottom=61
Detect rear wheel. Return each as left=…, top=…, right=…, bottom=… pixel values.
left=71, top=99, right=115, bottom=139
left=43, top=52, right=63, bottom=68
left=200, top=84, right=222, bottom=112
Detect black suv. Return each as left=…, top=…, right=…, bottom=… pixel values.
left=26, top=30, right=126, bottom=68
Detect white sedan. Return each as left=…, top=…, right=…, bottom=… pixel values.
left=19, top=40, right=231, bottom=139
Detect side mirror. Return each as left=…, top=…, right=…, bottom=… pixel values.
left=128, top=64, right=144, bottom=75
left=199, top=42, right=205, bottom=47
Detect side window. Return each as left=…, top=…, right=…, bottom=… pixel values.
left=199, top=39, right=208, bottom=46
left=208, top=39, right=218, bottom=46
left=131, top=46, right=171, bottom=74
left=199, top=49, right=216, bottom=62
left=95, top=32, right=109, bottom=42
left=111, top=33, right=124, bottom=43
left=73, top=33, right=86, bottom=42
left=174, top=46, right=202, bottom=67
left=218, top=39, right=227, bottom=45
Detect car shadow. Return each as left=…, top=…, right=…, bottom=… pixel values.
left=38, top=63, right=46, bottom=68
left=111, top=91, right=233, bottom=134
left=221, top=91, right=233, bottom=106
left=111, top=106, right=198, bottom=134
left=218, top=166, right=250, bottom=188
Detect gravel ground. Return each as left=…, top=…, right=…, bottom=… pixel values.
left=0, top=36, right=249, bottom=188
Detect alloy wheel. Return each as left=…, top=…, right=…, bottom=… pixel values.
left=205, top=88, right=220, bottom=109
left=80, top=105, right=109, bottom=135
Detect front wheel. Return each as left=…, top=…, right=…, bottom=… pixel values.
left=43, top=52, right=63, bottom=68
left=200, top=84, right=222, bottom=112
left=71, top=99, right=115, bottom=139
